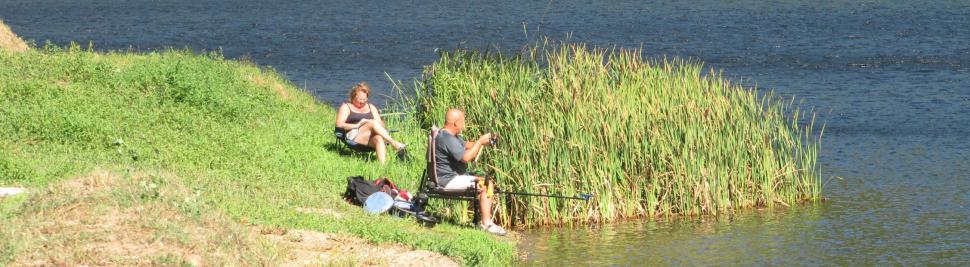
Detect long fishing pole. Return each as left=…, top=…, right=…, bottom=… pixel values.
left=497, top=190, right=593, bottom=201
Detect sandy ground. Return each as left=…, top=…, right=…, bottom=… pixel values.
left=276, top=207, right=460, bottom=266
left=261, top=227, right=459, bottom=267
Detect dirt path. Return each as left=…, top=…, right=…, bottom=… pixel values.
left=261, top=228, right=459, bottom=267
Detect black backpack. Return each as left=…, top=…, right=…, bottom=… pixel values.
left=343, top=176, right=399, bottom=205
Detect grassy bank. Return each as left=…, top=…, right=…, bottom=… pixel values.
left=413, top=43, right=822, bottom=226
left=0, top=44, right=514, bottom=265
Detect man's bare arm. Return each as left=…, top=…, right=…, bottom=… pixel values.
left=461, top=134, right=492, bottom=163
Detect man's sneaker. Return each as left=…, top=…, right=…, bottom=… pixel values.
left=479, top=223, right=507, bottom=236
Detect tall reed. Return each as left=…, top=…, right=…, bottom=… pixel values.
left=411, top=43, right=822, bottom=227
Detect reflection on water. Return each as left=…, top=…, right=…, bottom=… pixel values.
left=522, top=134, right=970, bottom=265
left=522, top=206, right=829, bottom=266
left=2, top=0, right=968, bottom=265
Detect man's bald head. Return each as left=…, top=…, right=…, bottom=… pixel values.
left=444, top=109, right=465, bottom=133
left=445, top=109, right=464, bottom=124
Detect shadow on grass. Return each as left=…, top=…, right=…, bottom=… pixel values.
left=322, top=140, right=374, bottom=162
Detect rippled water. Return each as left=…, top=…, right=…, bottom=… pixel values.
left=2, top=0, right=968, bottom=265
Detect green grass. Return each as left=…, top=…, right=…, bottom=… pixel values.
left=411, top=42, right=822, bottom=226
left=0, top=43, right=514, bottom=266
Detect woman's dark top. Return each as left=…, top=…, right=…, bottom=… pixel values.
left=338, top=103, right=374, bottom=133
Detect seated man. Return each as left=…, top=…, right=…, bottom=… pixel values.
left=435, top=109, right=506, bottom=236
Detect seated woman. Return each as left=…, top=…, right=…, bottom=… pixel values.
left=334, top=82, right=407, bottom=164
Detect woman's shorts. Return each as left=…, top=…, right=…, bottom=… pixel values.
left=345, top=128, right=360, bottom=142
left=342, top=128, right=373, bottom=152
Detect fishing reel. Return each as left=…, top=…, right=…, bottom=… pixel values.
left=411, top=193, right=438, bottom=226
left=488, top=132, right=500, bottom=146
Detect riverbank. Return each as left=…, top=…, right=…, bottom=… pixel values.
left=0, top=43, right=513, bottom=265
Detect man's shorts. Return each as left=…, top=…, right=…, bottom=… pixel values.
left=444, top=175, right=477, bottom=190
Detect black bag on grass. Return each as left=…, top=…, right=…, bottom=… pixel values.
left=343, top=176, right=400, bottom=205
left=344, top=176, right=377, bottom=205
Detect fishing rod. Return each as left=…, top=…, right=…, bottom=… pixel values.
left=472, top=170, right=594, bottom=201
left=496, top=190, right=593, bottom=201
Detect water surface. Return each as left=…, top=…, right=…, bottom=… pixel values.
left=2, top=0, right=968, bottom=265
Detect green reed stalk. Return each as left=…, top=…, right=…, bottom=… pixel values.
left=410, top=43, right=822, bottom=227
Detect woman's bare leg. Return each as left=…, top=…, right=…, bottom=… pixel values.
left=353, top=128, right=389, bottom=163
left=356, top=121, right=404, bottom=150
left=353, top=128, right=373, bottom=146
left=371, top=134, right=387, bottom=163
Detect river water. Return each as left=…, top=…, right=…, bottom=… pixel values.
left=2, top=0, right=968, bottom=265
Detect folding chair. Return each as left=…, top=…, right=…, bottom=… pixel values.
left=333, top=127, right=375, bottom=153
left=412, top=126, right=481, bottom=225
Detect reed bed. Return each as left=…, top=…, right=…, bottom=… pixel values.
left=411, top=43, right=822, bottom=227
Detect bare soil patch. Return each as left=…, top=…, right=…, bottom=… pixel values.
left=261, top=229, right=459, bottom=267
